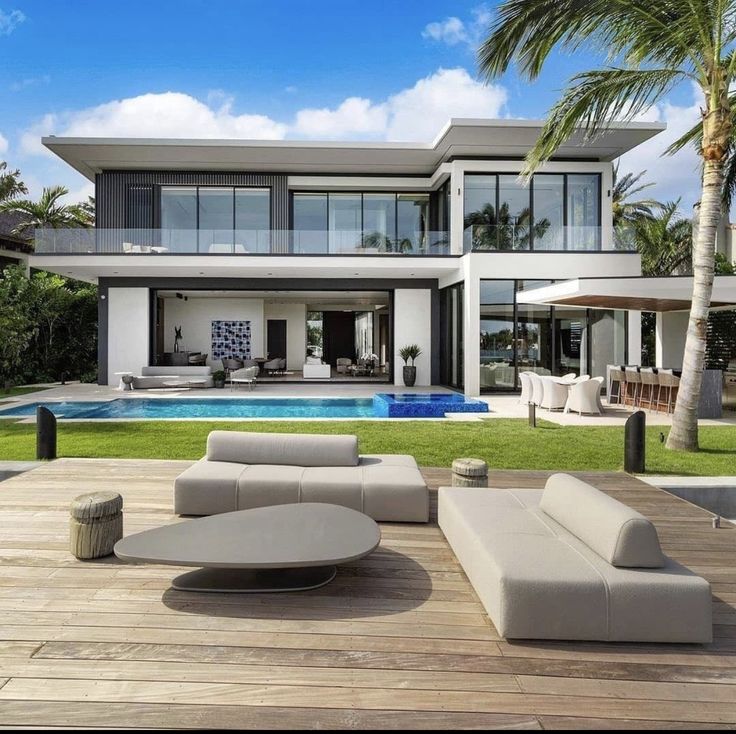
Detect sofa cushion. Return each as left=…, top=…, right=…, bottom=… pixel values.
left=173, top=458, right=245, bottom=516
left=361, top=465, right=429, bottom=522
left=300, top=467, right=364, bottom=511
left=207, top=431, right=359, bottom=467
left=237, top=465, right=304, bottom=509
left=540, top=473, right=665, bottom=568
left=141, top=366, right=212, bottom=376
left=359, top=454, right=419, bottom=468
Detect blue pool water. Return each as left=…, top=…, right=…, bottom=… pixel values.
left=0, top=394, right=487, bottom=420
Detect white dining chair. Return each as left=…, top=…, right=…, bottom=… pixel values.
left=565, top=376, right=604, bottom=415
left=541, top=377, right=569, bottom=411
left=518, top=371, right=532, bottom=404
left=528, top=372, right=545, bottom=406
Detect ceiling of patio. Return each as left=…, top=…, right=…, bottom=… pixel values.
left=516, top=276, right=736, bottom=312
left=157, top=289, right=390, bottom=307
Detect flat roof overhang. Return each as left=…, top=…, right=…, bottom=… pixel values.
left=42, top=119, right=666, bottom=181
left=28, top=254, right=461, bottom=285
left=516, top=276, right=736, bottom=312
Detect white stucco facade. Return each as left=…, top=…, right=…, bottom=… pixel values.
left=106, top=287, right=150, bottom=386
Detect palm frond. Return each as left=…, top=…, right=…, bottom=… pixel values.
left=524, top=67, right=684, bottom=174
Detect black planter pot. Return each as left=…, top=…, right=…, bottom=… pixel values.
left=403, top=365, right=417, bottom=387
left=214, top=379, right=225, bottom=389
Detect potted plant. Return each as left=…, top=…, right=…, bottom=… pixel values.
left=212, top=370, right=226, bottom=389
left=399, top=344, right=422, bottom=387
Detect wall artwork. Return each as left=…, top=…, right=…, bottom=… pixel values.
left=211, top=320, right=252, bottom=361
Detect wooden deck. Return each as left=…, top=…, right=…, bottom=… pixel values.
left=0, top=459, right=734, bottom=729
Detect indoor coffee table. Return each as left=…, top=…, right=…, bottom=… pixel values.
left=114, top=503, right=381, bottom=593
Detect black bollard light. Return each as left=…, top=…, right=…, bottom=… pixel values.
left=60, top=371, right=67, bottom=385
left=36, top=406, right=57, bottom=460
left=528, top=402, right=537, bottom=428
left=624, top=410, right=645, bottom=474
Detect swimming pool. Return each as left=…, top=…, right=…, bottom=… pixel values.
left=0, top=394, right=487, bottom=420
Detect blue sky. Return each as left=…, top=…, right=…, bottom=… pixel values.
left=0, top=1, right=704, bottom=207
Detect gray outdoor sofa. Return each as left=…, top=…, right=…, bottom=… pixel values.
left=174, top=431, right=429, bottom=522
left=439, top=474, right=712, bottom=643
left=131, top=366, right=214, bottom=389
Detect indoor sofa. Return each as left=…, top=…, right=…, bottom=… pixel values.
left=131, top=365, right=214, bottom=389
left=174, top=430, right=429, bottom=522
left=439, top=474, right=712, bottom=643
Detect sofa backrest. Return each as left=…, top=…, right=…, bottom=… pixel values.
left=207, top=430, right=359, bottom=467
left=540, top=473, right=665, bottom=568
left=141, top=366, right=213, bottom=376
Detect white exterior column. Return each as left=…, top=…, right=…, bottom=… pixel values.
left=393, top=289, right=432, bottom=386
left=107, top=287, right=150, bottom=386
left=627, top=310, right=642, bottom=365
left=449, top=161, right=465, bottom=255
left=463, top=266, right=480, bottom=396
left=655, top=311, right=689, bottom=368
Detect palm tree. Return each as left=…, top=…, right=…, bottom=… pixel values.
left=635, top=200, right=693, bottom=276
left=0, top=185, right=92, bottom=236
left=0, top=162, right=27, bottom=203
left=612, top=163, right=658, bottom=226
left=478, top=0, right=734, bottom=452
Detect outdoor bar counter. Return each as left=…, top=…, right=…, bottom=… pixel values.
left=606, top=366, right=723, bottom=419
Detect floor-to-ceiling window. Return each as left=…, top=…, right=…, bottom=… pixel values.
left=478, top=279, right=627, bottom=392
left=159, top=186, right=270, bottom=253
left=440, top=283, right=464, bottom=390
left=292, top=192, right=432, bottom=254
left=464, top=172, right=602, bottom=251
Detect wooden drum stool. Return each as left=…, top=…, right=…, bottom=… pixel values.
left=70, top=491, right=123, bottom=560
left=451, top=458, right=489, bottom=487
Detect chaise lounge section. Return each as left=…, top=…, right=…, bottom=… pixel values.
left=131, top=366, right=214, bottom=389
left=174, top=431, right=429, bottom=522
left=439, top=474, right=712, bottom=643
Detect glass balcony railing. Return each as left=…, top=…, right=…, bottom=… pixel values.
left=33, top=228, right=452, bottom=256
left=463, top=224, right=637, bottom=252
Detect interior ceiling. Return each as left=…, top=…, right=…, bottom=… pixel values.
left=157, top=289, right=390, bottom=305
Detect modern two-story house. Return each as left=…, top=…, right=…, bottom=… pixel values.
left=30, top=118, right=668, bottom=396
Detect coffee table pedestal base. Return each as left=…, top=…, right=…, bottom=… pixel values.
left=172, top=565, right=337, bottom=593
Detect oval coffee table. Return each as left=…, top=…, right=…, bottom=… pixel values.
left=114, top=503, right=381, bottom=593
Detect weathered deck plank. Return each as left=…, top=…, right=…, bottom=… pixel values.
left=0, top=458, right=733, bottom=729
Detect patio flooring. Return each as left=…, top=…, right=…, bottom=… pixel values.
left=0, top=459, right=734, bottom=728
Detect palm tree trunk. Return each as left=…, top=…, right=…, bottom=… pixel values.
left=666, top=95, right=730, bottom=452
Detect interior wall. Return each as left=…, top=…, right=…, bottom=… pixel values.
left=162, top=297, right=265, bottom=366
left=264, top=302, right=307, bottom=370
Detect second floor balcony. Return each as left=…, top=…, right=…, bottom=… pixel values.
left=33, top=228, right=452, bottom=256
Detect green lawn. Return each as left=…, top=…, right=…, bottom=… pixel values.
left=0, top=419, right=733, bottom=475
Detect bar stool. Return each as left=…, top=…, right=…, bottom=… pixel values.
left=609, top=367, right=625, bottom=405
left=639, top=367, right=659, bottom=410
left=624, top=367, right=642, bottom=408
left=656, top=370, right=680, bottom=414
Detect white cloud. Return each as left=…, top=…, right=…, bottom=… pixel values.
left=293, top=97, right=388, bottom=138
left=383, top=68, right=507, bottom=141
left=21, top=91, right=289, bottom=155
left=617, top=85, right=704, bottom=210
left=0, top=131, right=8, bottom=155
left=0, top=8, right=25, bottom=36
left=422, top=6, right=492, bottom=50
left=422, top=17, right=469, bottom=46
left=21, top=69, right=507, bottom=153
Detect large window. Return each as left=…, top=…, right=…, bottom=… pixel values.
left=478, top=279, right=627, bottom=392
left=464, top=173, right=601, bottom=251
left=440, top=283, right=464, bottom=390
left=292, top=192, right=431, bottom=254
left=160, top=186, right=270, bottom=253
